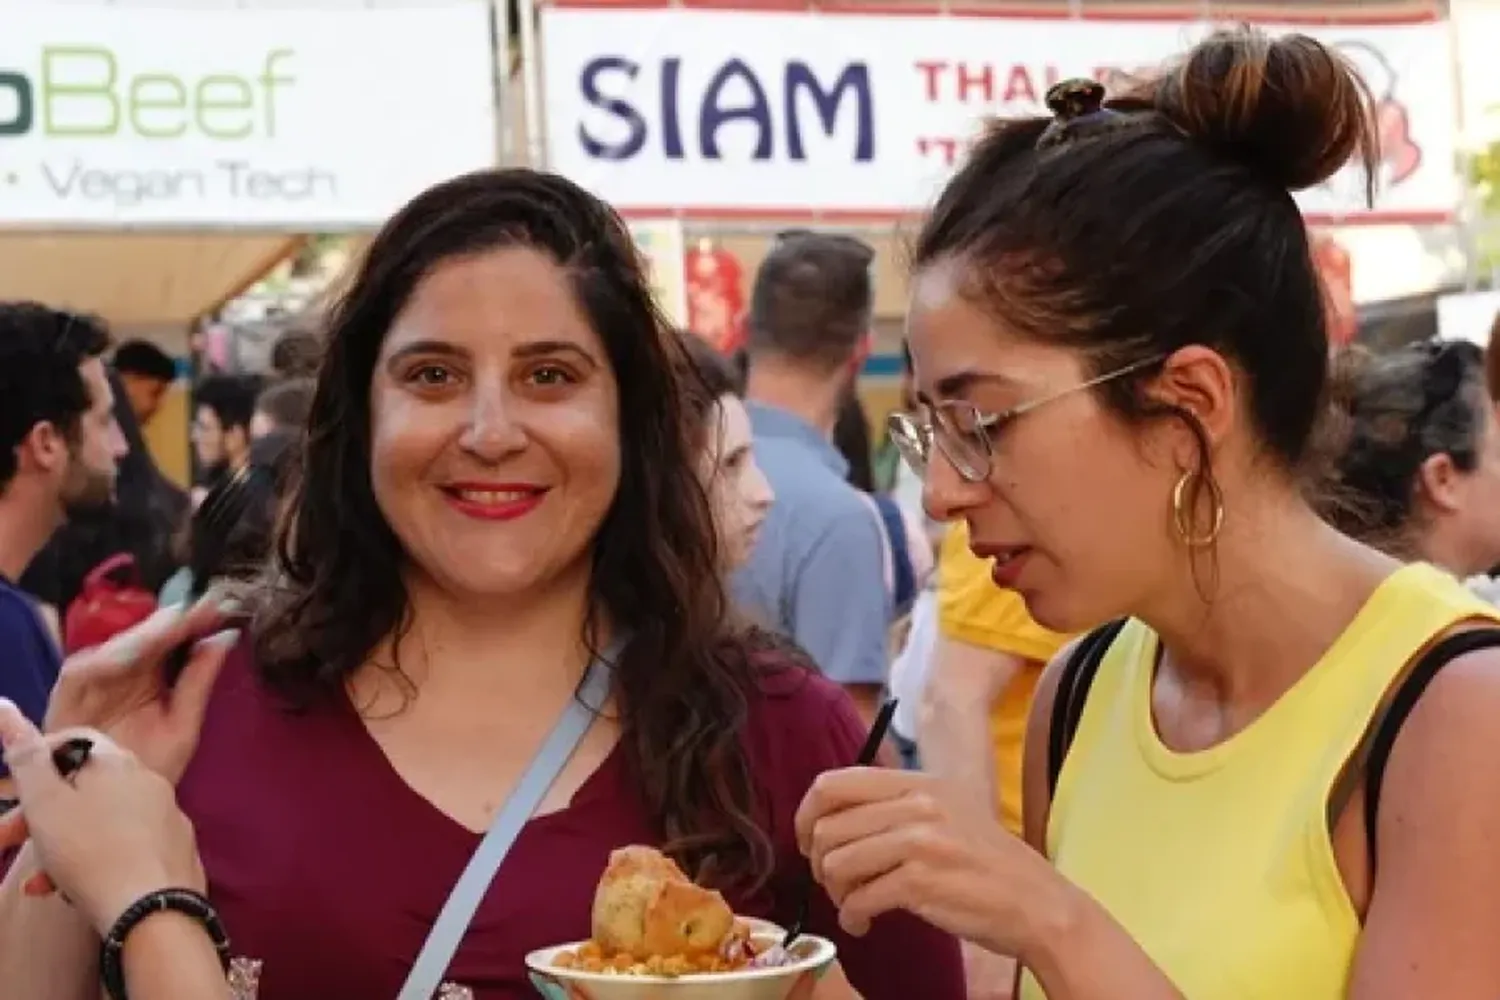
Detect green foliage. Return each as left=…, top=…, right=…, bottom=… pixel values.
left=1471, top=136, right=1500, bottom=273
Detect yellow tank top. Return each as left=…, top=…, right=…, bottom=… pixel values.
left=1018, top=563, right=1499, bottom=1000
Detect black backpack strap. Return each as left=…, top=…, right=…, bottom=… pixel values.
left=1362, top=626, right=1500, bottom=872
left=1047, top=619, right=1127, bottom=798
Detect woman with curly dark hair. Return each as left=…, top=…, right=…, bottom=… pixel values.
left=1322, top=339, right=1500, bottom=580
left=1, top=169, right=961, bottom=1000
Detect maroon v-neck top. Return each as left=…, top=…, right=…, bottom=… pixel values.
left=176, top=644, right=965, bottom=999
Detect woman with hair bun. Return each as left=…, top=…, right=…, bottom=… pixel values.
left=794, top=27, right=1500, bottom=999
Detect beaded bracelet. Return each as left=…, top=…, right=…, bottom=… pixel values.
left=99, top=887, right=232, bottom=1000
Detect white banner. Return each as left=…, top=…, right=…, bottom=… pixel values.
left=541, top=9, right=1457, bottom=222
left=0, top=4, right=497, bottom=228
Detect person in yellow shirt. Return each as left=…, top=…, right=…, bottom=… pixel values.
left=922, top=520, right=1075, bottom=1000
left=792, top=30, right=1500, bottom=1000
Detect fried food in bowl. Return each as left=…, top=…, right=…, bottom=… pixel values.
left=526, top=846, right=836, bottom=999
left=591, top=845, right=737, bottom=960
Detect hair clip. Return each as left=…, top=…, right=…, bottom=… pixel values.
left=1046, top=78, right=1107, bottom=119
left=1036, top=78, right=1119, bottom=149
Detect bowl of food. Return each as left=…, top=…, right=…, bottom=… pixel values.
left=526, top=846, right=836, bottom=1000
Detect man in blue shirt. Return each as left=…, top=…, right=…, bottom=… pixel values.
left=0, top=304, right=127, bottom=730
left=731, top=232, right=892, bottom=725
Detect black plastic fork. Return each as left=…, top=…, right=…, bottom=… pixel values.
left=781, top=698, right=898, bottom=950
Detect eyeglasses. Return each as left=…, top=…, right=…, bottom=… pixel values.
left=888, top=355, right=1165, bottom=483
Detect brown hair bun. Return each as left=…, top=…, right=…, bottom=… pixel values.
left=1149, top=27, right=1380, bottom=200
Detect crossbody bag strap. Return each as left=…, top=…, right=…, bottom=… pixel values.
left=1046, top=619, right=1126, bottom=799
left=396, top=638, right=624, bottom=1000
left=1360, top=627, right=1500, bottom=875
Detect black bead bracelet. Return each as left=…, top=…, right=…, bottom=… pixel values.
left=99, top=887, right=231, bottom=1000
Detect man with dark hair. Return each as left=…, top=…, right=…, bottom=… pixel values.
left=111, top=338, right=177, bottom=426
left=191, top=373, right=261, bottom=504
left=0, top=302, right=127, bottom=729
left=731, top=231, right=893, bottom=725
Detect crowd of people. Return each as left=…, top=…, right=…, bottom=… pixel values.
left=0, top=25, right=1499, bottom=1000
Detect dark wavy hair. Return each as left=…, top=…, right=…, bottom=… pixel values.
left=254, top=169, right=777, bottom=890
left=1321, top=339, right=1490, bottom=558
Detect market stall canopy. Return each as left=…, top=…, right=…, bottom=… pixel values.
left=0, top=234, right=304, bottom=327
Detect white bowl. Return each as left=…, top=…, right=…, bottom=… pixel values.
left=525, top=932, right=836, bottom=1000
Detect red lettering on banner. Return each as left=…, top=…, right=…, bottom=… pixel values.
left=955, top=63, right=993, bottom=103
left=915, top=61, right=1154, bottom=107
left=914, top=60, right=946, bottom=102
left=1002, top=64, right=1042, bottom=104
left=916, top=135, right=970, bottom=166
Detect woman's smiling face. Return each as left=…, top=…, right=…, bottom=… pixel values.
left=368, top=246, right=622, bottom=600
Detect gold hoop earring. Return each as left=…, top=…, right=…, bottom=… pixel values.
left=1171, top=469, right=1224, bottom=547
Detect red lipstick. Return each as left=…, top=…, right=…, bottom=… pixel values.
left=440, top=482, right=547, bottom=521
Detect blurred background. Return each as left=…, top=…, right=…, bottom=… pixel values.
left=7, top=0, right=1500, bottom=487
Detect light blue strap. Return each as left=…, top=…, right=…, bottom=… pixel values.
left=396, top=639, right=622, bottom=1000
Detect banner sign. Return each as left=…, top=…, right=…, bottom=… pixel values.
left=0, top=4, right=496, bottom=228
left=541, top=8, right=1457, bottom=222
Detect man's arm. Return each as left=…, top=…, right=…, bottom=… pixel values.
left=789, top=511, right=891, bottom=728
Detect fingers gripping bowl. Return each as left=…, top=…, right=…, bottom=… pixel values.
left=526, top=847, right=836, bottom=999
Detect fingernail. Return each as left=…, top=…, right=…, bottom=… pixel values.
left=201, top=628, right=242, bottom=648
left=217, top=596, right=243, bottom=615
left=814, top=962, right=833, bottom=981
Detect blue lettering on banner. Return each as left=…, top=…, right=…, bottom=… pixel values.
left=577, top=56, right=875, bottom=163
